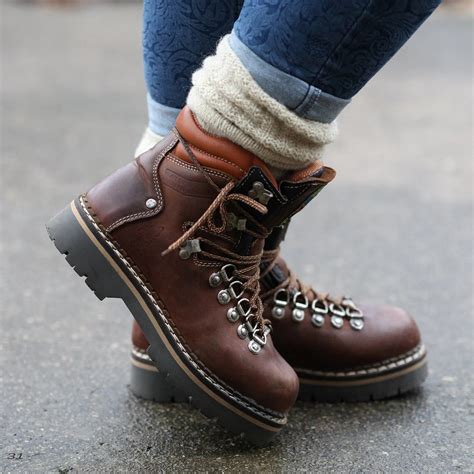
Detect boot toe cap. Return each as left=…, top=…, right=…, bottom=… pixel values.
left=356, top=303, right=423, bottom=363
left=260, top=356, right=300, bottom=414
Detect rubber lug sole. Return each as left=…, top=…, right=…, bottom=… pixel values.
left=46, top=199, right=286, bottom=446
left=130, top=350, right=427, bottom=404
left=297, top=358, right=428, bottom=402
left=130, top=354, right=189, bottom=403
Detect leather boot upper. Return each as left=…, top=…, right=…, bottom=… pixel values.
left=260, top=253, right=422, bottom=373
left=86, top=107, right=335, bottom=413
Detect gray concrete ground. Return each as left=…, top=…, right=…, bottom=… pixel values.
left=1, top=2, right=473, bottom=472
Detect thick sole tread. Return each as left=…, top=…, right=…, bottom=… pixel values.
left=46, top=199, right=285, bottom=446
left=130, top=349, right=428, bottom=404
left=297, top=358, right=428, bottom=402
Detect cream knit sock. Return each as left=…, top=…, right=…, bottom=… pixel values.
left=134, top=127, right=163, bottom=158
left=187, top=36, right=338, bottom=171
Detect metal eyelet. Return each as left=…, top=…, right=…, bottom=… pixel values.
left=236, top=298, right=251, bottom=317
left=209, top=272, right=223, bottom=288
left=342, top=297, right=354, bottom=306
left=350, top=318, right=364, bottom=331
left=227, top=307, right=240, bottom=323
left=329, top=302, right=346, bottom=317
left=227, top=298, right=251, bottom=324
left=217, top=289, right=231, bottom=305
left=272, top=306, right=285, bottom=319
left=221, top=264, right=236, bottom=283
left=330, top=315, right=344, bottom=329
left=209, top=264, right=236, bottom=288
left=310, top=299, right=328, bottom=328
left=218, top=280, right=244, bottom=305
left=311, top=313, right=325, bottom=328
left=342, top=297, right=364, bottom=330
left=248, top=181, right=273, bottom=205
left=329, top=302, right=346, bottom=329
left=271, top=288, right=290, bottom=320
left=237, top=324, right=249, bottom=339
left=244, top=316, right=259, bottom=334
left=292, top=291, right=308, bottom=322
left=347, top=307, right=364, bottom=318
left=179, top=239, right=201, bottom=260
left=343, top=297, right=364, bottom=318
left=292, top=309, right=305, bottom=322
left=228, top=280, right=244, bottom=300
left=248, top=324, right=271, bottom=354
left=252, top=324, right=271, bottom=346
left=312, top=298, right=329, bottom=314
left=248, top=340, right=261, bottom=354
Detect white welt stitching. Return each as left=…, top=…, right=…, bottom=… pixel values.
left=79, top=196, right=285, bottom=424
left=295, top=344, right=426, bottom=378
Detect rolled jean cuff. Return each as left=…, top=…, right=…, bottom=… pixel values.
left=229, top=31, right=350, bottom=124
left=147, top=93, right=181, bottom=136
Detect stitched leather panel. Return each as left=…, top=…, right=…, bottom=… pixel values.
left=86, top=133, right=177, bottom=231
left=174, top=107, right=278, bottom=186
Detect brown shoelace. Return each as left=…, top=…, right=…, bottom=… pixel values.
left=162, top=130, right=272, bottom=336
left=260, top=248, right=348, bottom=309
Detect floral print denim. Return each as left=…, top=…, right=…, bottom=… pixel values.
left=143, top=0, right=243, bottom=108
left=143, top=0, right=440, bottom=107
left=234, top=0, right=441, bottom=99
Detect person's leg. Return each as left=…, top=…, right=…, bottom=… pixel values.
left=129, top=0, right=437, bottom=404
left=136, top=0, right=243, bottom=155
left=234, top=0, right=440, bottom=101
left=187, top=0, right=441, bottom=172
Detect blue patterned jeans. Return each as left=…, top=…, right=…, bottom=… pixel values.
left=143, top=0, right=440, bottom=132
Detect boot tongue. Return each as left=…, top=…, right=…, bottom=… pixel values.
left=174, top=106, right=335, bottom=253
left=262, top=160, right=324, bottom=252
left=233, top=161, right=335, bottom=231
left=231, top=161, right=335, bottom=256
left=173, top=107, right=280, bottom=258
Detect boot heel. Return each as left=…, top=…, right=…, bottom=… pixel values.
left=130, top=350, right=188, bottom=403
left=46, top=200, right=125, bottom=301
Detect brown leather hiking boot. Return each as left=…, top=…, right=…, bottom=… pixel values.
left=129, top=203, right=427, bottom=405
left=259, top=235, right=428, bottom=402
left=46, top=106, right=335, bottom=444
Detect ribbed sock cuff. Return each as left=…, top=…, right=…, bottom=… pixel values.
left=187, top=35, right=338, bottom=171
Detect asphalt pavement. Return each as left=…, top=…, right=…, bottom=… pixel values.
left=1, top=2, right=473, bottom=472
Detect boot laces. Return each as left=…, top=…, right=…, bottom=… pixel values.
left=162, top=131, right=273, bottom=344
left=260, top=248, right=364, bottom=330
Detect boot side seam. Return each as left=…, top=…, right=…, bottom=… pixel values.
left=168, top=155, right=232, bottom=181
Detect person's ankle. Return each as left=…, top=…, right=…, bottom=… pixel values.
left=187, top=35, right=338, bottom=172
